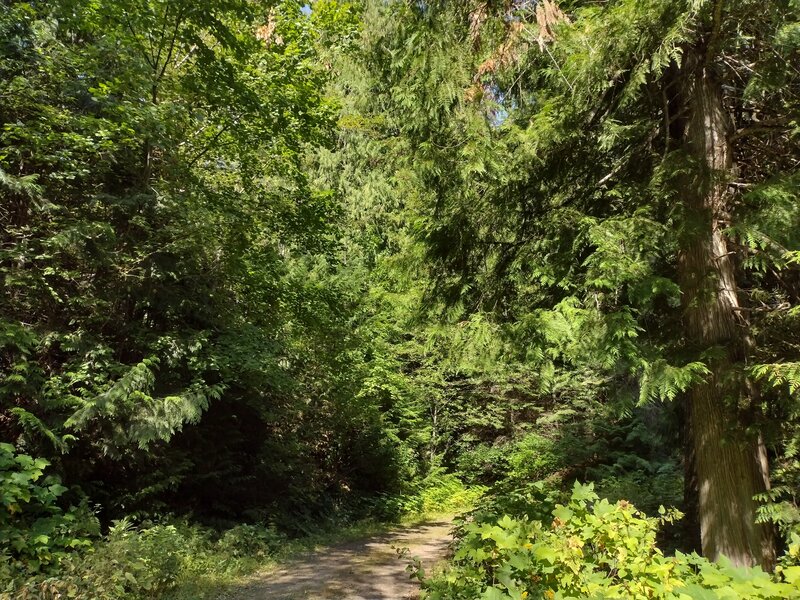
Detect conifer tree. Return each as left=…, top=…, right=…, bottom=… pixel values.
left=1, top=0, right=404, bottom=520
left=354, top=0, right=799, bottom=568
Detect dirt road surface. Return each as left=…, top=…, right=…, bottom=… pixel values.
left=227, top=519, right=453, bottom=600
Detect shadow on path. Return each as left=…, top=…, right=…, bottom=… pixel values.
left=223, top=520, right=454, bottom=600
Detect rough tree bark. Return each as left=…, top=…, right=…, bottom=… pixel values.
left=676, top=50, right=775, bottom=569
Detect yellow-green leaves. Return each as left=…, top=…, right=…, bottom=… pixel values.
left=424, top=483, right=800, bottom=599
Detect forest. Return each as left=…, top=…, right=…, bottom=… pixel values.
left=1, top=0, right=799, bottom=598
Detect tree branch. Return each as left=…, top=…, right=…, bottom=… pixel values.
left=731, top=119, right=790, bottom=141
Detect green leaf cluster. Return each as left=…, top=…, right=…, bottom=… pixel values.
left=423, top=483, right=800, bottom=599
left=0, top=444, right=97, bottom=580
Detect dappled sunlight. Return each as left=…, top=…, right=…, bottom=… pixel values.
left=227, top=521, right=454, bottom=600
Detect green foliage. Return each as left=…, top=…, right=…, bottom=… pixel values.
left=3, top=518, right=289, bottom=600
left=422, top=483, right=800, bottom=600
left=416, top=472, right=487, bottom=514
left=0, top=444, right=97, bottom=582
left=639, top=360, right=711, bottom=404
left=457, top=481, right=564, bottom=537
left=63, top=356, right=225, bottom=450
left=383, top=471, right=487, bottom=517
left=216, top=523, right=286, bottom=560
left=505, top=434, right=563, bottom=483
left=752, top=362, right=800, bottom=396
left=458, top=432, right=567, bottom=491
left=755, top=486, right=800, bottom=542
left=0, top=0, right=412, bottom=527
left=345, top=0, right=800, bottom=569
left=751, top=357, right=800, bottom=536
left=3, top=0, right=800, bottom=592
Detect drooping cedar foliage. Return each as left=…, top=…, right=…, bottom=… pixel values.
left=336, top=0, right=800, bottom=568
left=0, top=0, right=406, bottom=524
left=2, top=0, right=800, bottom=594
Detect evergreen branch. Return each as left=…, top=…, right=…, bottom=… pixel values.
left=751, top=362, right=800, bottom=396
left=638, top=360, right=711, bottom=404
left=9, top=408, right=71, bottom=453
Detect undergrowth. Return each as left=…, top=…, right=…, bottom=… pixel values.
left=2, top=445, right=482, bottom=599
left=419, top=482, right=800, bottom=600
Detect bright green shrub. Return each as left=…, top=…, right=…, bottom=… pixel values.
left=457, top=443, right=514, bottom=486
left=505, top=434, right=563, bottom=483
left=380, top=470, right=487, bottom=517
left=7, top=519, right=193, bottom=600
left=83, top=519, right=188, bottom=598
left=4, top=518, right=283, bottom=600
left=457, top=434, right=566, bottom=488
left=419, top=472, right=487, bottom=513
left=422, top=482, right=800, bottom=600
left=0, top=443, right=96, bottom=580
left=457, top=480, right=562, bottom=535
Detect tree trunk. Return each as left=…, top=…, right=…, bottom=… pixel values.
left=681, top=397, right=702, bottom=554
left=676, top=53, right=775, bottom=569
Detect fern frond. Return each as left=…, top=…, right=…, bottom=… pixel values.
left=9, top=407, right=71, bottom=453
left=0, top=166, right=42, bottom=200
left=751, top=362, right=800, bottom=396
left=638, top=359, right=710, bottom=404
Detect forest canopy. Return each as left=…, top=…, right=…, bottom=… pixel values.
left=1, top=0, right=800, bottom=598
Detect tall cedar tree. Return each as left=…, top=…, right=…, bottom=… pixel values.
left=361, top=0, right=799, bottom=568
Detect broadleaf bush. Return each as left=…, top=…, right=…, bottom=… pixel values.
left=421, top=482, right=800, bottom=599
left=391, top=470, right=488, bottom=516
left=0, top=443, right=97, bottom=582
left=3, top=518, right=290, bottom=600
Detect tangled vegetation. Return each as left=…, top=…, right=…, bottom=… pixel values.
left=2, top=0, right=800, bottom=597
left=421, top=483, right=800, bottom=599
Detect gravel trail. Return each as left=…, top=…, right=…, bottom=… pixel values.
left=228, top=519, right=453, bottom=600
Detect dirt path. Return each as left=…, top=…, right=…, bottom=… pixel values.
left=227, top=519, right=454, bottom=600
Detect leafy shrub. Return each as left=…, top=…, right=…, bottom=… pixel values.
left=419, top=472, right=487, bottom=513
left=505, top=434, right=564, bottom=484
left=0, top=443, right=97, bottom=581
left=393, top=470, right=487, bottom=515
left=457, top=434, right=566, bottom=488
left=422, top=482, right=800, bottom=599
left=456, top=480, right=563, bottom=535
left=6, top=519, right=192, bottom=600
left=217, top=523, right=285, bottom=559
left=2, top=517, right=290, bottom=600
left=591, top=456, right=683, bottom=518
left=457, top=443, right=514, bottom=485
